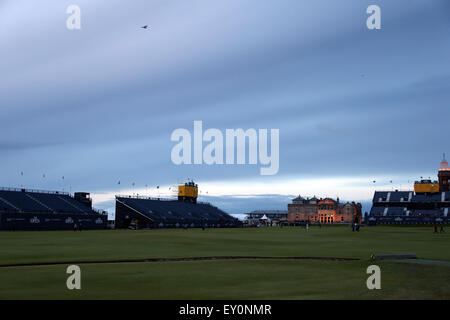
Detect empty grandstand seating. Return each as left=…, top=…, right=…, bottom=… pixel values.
left=369, top=206, right=385, bottom=216
left=373, top=191, right=412, bottom=203
left=369, top=189, right=450, bottom=224
left=0, top=189, right=96, bottom=215
left=385, top=207, right=407, bottom=216
left=0, top=187, right=107, bottom=231
left=388, top=192, right=411, bottom=202
left=409, top=209, right=441, bottom=217
left=372, top=192, right=388, bottom=203
left=0, top=190, right=48, bottom=212
left=116, top=196, right=239, bottom=228
left=411, top=193, right=442, bottom=203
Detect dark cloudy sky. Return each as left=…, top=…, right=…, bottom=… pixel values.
left=1, top=0, right=449, bottom=216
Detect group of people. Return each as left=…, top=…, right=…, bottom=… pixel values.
left=433, top=224, right=445, bottom=233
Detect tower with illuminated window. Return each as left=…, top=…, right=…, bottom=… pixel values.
left=438, top=153, right=450, bottom=191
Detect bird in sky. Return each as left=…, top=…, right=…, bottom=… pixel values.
left=141, top=25, right=149, bottom=29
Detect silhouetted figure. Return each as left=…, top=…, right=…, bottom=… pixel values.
left=434, top=224, right=438, bottom=233
left=440, top=225, right=445, bottom=233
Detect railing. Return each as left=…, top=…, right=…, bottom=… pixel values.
left=0, top=186, right=70, bottom=196
left=114, top=194, right=214, bottom=207
left=0, top=206, right=107, bottom=216
left=0, top=187, right=109, bottom=215
left=115, top=194, right=175, bottom=201
left=414, top=180, right=438, bottom=184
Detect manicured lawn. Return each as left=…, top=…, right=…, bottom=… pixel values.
left=0, top=226, right=449, bottom=299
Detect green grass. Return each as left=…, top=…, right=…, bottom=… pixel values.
left=0, top=226, right=449, bottom=299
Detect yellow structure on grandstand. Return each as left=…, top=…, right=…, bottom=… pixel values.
left=178, top=181, right=198, bottom=203
left=414, top=180, right=439, bottom=193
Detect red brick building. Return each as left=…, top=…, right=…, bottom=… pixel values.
left=288, top=196, right=361, bottom=224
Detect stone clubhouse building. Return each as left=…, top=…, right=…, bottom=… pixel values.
left=287, top=196, right=362, bottom=224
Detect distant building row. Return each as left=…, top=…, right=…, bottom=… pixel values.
left=243, top=210, right=288, bottom=226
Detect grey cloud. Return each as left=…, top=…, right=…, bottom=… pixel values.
left=0, top=1, right=449, bottom=213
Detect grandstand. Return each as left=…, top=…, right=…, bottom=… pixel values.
left=368, top=189, right=450, bottom=224
left=0, top=187, right=107, bottom=231
left=115, top=196, right=240, bottom=228
left=115, top=181, right=240, bottom=229
left=368, top=157, right=450, bottom=224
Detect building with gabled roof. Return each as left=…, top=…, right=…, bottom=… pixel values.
left=288, top=195, right=361, bottom=225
